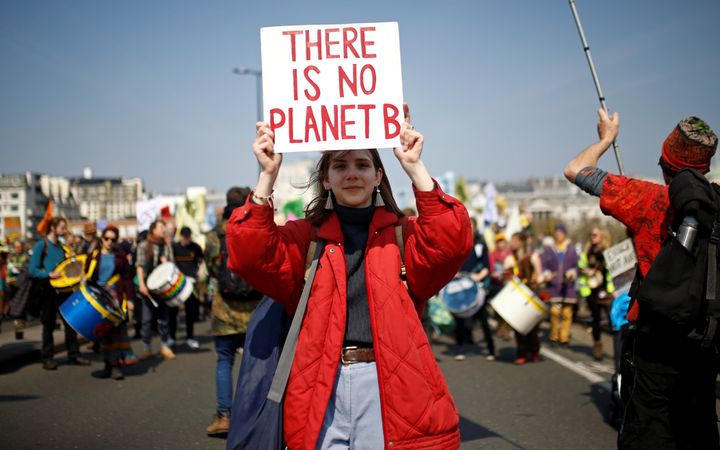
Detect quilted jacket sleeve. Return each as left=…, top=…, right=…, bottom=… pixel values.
left=404, top=180, right=473, bottom=304
left=225, top=197, right=313, bottom=312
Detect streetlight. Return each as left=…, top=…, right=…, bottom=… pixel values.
left=232, top=67, right=263, bottom=123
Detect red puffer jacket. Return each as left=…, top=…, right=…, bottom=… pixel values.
left=226, top=183, right=471, bottom=450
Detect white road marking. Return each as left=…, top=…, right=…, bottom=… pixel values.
left=540, top=347, right=607, bottom=385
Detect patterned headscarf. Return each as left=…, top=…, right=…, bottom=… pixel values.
left=660, top=117, right=717, bottom=174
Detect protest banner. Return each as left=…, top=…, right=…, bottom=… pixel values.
left=260, top=22, right=404, bottom=153
left=603, top=238, right=637, bottom=293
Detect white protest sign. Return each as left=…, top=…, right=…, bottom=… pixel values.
left=135, top=198, right=166, bottom=233
left=603, top=238, right=637, bottom=278
left=261, top=22, right=404, bottom=153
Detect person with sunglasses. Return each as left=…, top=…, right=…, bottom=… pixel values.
left=84, top=225, right=137, bottom=379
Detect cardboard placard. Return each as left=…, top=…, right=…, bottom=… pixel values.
left=603, top=239, right=637, bottom=278
left=261, top=22, right=404, bottom=153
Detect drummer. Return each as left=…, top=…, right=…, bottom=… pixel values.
left=136, top=219, right=176, bottom=360
left=84, top=224, right=137, bottom=379
left=29, top=217, right=90, bottom=370
left=503, top=232, right=544, bottom=365
left=451, top=217, right=495, bottom=362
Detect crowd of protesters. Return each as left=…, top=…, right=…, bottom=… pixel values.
left=1, top=107, right=718, bottom=449
left=438, top=219, right=617, bottom=365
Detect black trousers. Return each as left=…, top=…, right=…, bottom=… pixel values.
left=587, top=289, right=610, bottom=342
left=40, top=286, right=79, bottom=361
left=619, top=328, right=720, bottom=450
left=453, top=302, right=495, bottom=355
left=168, top=294, right=200, bottom=340
left=515, top=325, right=540, bottom=358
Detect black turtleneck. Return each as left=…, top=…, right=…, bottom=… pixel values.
left=334, top=203, right=374, bottom=347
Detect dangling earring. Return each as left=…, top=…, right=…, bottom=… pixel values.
left=374, top=186, right=385, bottom=207
left=324, top=190, right=334, bottom=210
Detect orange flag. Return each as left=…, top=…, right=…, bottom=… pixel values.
left=36, top=200, right=53, bottom=234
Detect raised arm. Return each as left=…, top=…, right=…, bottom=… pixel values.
left=564, top=109, right=619, bottom=183
left=393, top=103, right=433, bottom=192
left=251, top=121, right=283, bottom=205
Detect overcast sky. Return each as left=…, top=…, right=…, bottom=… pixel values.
left=1, top=0, right=719, bottom=194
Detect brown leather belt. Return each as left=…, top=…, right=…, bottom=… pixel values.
left=341, top=346, right=375, bottom=365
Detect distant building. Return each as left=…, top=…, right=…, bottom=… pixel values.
left=69, top=169, right=145, bottom=222
left=0, top=172, right=82, bottom=242
left=466, top=174, right=663, bottom=228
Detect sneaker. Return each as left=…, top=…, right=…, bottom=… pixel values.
left=160, top=345, right=176, bottom=360
left=514, top=357, right=527, bottom=365
left=530, top=352, right=541, bottom=363
left=485, top=354, right=496, bottom=361
left=67, top=356, right=91, bottom=366
left=206, top=413, right=230, bottom=436
left=111, top=366, right=124, bottom=380
left=42, top=359, right=58, bottom=370
left=186, top=338, right=200, bottom=349
left=454, top=354, right=466, bottom=361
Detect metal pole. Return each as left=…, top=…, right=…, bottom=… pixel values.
left=568, top=0, right=625, bottom=175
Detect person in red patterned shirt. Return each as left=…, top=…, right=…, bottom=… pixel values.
left=565, top=109, right=719, bottom=449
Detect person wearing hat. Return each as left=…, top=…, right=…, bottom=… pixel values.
left=539, top=224, right=579, bottom=346
left=170, top=226, right=204, bottom=349
left=80, top=222, right=99, bottom=255
left=565, top=109, right=719, bottom=449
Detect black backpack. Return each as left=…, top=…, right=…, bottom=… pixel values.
left=217, top=233, right=260, bottom=301
left=633, top=168, right=720, bottom=347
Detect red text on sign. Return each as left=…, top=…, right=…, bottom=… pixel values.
left=282, top=26, right=377, bottom=62
left=338, top=64, right=377, bottom=97
left=268, top=103, right=398, bottom=143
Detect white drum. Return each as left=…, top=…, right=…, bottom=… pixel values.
left=490, top=276, right=548, bottom=335
left=146, top=262, right=194, bottom=307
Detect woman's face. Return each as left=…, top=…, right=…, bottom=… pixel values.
left=323, top=150, right=383, bottom=208
left=102, top=231, right=118, bottom=251
left=590, top=229, right=601, bottom=245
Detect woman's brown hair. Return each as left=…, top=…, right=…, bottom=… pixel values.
left=302, top=149, right=404, bottom=226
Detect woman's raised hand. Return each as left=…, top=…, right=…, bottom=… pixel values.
left=393, top=103, right=424, bottom=166
left=253, top=122, right=283, bottom=176
left=393, top=104, right=433, bottom=191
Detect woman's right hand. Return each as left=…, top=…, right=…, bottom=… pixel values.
left=253, top=122, right=283, bottom=176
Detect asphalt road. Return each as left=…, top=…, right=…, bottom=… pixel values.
left=0, top=318, right=620, bottom=449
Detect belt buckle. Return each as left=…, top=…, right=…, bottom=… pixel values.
left=341, top=346, right=357, bottom=365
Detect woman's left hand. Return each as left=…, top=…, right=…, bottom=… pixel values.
left=393, top=103, right=433, bottom=191
left=393, top=103, right=424, bottom=165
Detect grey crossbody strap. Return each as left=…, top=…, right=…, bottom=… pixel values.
left=267, top=239, right=324, bottom=404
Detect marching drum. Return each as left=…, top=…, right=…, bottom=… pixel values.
left=490, top=276, right=548, bottom=335
left=440, top=275, right=486, bottom=319
left=50, top=254, right=88, bottom=293
left=60, top=281, right=126, bottom=342
left=146, top=262, right=194, bottom=307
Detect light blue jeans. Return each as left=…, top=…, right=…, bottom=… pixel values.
left=315, top=362, right=384, bottom=450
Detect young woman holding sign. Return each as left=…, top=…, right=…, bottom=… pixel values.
left=226, top=104, right=470, bottom=449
